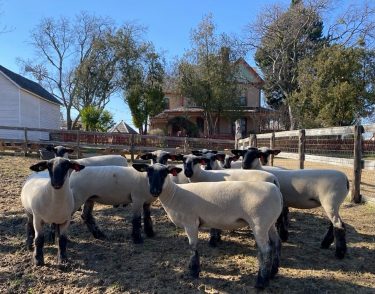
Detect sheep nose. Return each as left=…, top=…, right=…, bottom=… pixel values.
left=150, top=188, right=161, bottom=196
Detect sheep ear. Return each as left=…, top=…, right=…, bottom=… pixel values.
left=231, top=149, right=244, bottom=157
left=30, top=161, right=48, bottom=172
left=140, top=153, right=153, bottom=160
left=232, top=155, right=240, bottom=162
left=200, top=158, right=208, bottom=166
left=215, top=153, right=225, bottom=161
left=70, top=161, right=85, bottom=172
left=271, top=149, right=281, bottom=155
left=132, top=163, right=149, bottom=172
left=191, top=150, right=202, bottom=156
left=45, top=145, right=54, bottom=152
left=168, top=166, right=182, bottom=176
left=173, top=153, right=184, bottom=161
left=65, top=148, right=74, bottom=154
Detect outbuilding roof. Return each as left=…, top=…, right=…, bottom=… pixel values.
left=108, top=120, right=138, bottom=134
left=0, top=65, right=62, bottom=105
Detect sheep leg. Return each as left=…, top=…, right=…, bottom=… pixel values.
left=268, top=225, right=281, bottom=279
left=81, top=198, right=106, bottom=240
left=143, top=203, right=154, bottom=238
left=185, top=225, right=200, bottom=278
left=26, top=213, right=34, bottom=251
left=254, top=228, right=272, bottom=289
left=32, top=216, right=44, bottom=266
left=334, top=223, right=347, bottom=259
left=131, top=213, right=143, bottom=244
left=57, top=221, right=70, bottom=265
left=276, top=206, right=289, bottom=242
left=208, top=228, right=221, bottom=247
left=321, top=204, right=347, bottom=259
left=320, top=223, right=334, bottom=249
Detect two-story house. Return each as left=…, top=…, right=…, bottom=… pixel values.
left=150, top=58, right=275, bottom=139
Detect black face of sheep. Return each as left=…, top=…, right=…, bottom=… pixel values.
left=46, top=145, right=74, bottom=158
left=182, top=155, right=207, bottom=178
left=232, top=149, right=260, bottom=169
left=258, top=148, right=281, bottom=165
left=223, top=154, right=240, bottom=169
left=30, top=158, right=85, bottom=189
left=132, top=163, right=182, bottom=196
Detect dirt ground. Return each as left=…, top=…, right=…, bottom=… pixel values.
left=0, top=155, right=374, bottom=294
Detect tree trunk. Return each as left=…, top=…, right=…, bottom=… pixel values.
left=288, top=104, right=296, bottom=130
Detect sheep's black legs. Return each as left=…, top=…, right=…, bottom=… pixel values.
left=131, top=214, right=143, bottom=244
left=268, top=225, right=281, bottom=279
left=189, top=249, right=200, bottom=278
left=58, top=234, right=68, bottom=264
left=26, top=215, right=35, bottom=251
left=33, top=234, right=44, bottom=266
left=276, top=207, right=289, bottom=242
left=334, top=223, right=347, bottom=259
left=208, top=228, right=221, bottom=247
left=143, top=203, right=154, bottom=238
left=81, top=198, right=106, bottom=240
left=185, top=226, right=200, bottom=278
left=321, top=223, right=334, bottom=249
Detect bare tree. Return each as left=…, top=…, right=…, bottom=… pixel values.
left=18, top=12, right=114, bottom=129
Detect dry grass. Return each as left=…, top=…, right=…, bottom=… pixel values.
left=0, top=155, right=374, bottom=293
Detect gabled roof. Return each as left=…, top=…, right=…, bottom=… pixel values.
left=0, top=65, right=62, bottom=105
left=109, top=120, right=138, bottom=134
left=235, top=58, right=264, bottom=87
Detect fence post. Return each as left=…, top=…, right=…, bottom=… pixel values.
left=76, top=130, right=81, bottom=158
left=351, top=125, right=364, bottom=203
left=23, top=127, right=28, bottom=157
left=270, top=132, right=275, bottom=166
left=250, top=134, right=257, bottom=148
left=298, top=129, right=306, bottom=169
left=130, top=134, right=135, bottom=162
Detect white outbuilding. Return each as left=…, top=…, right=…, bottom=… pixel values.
left=0, top=65, right=62, bottom=140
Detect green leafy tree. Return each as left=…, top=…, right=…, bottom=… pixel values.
left=249, top=1, right=327, bottom=129
left=291, top=45, right=375, bottom=127
left=177, top=14, right=243, bottom=137
left=80, top=105, right=115, bottom=132
left=123, top=51, right=165, bottom=134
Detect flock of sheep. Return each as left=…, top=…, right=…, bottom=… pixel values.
left=20, top=145, right=349, bottom=289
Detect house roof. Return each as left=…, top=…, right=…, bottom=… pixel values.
left=108, top=120, right=138, bottom=134
left=235, top=58, right=264, bottom=87
left=0, top=65, right=62, bottom=105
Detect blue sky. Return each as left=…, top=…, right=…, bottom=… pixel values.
left=0, top=0, right=357, bottom=130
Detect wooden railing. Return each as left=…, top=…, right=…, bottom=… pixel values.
left=0, top=125, right=235, bottom=161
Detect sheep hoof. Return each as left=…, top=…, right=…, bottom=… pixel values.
left=335, top=247, right=346, bottom=259
left=58, top=257, right=68, bottom=266
left=208, top=238, right=218, bottom=247
left=26, top=241, right=33, bottom=251
left=93, top=230, right=107, bottom=240
left=144, top=229, right=155, bottom=238
left=33, top=257, right=44, bottom=266
left=132, top=236, right=144, bottom=244
left=255, top=276, right=269, bottom=289
left=270, top=265, right=279, bottom=279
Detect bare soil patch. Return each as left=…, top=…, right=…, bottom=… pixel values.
left=0, top=155, right=374, bottom=293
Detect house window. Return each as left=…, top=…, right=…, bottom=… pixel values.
left=239, top=96, right=247, bottom=106
left=164, top=97, right=170, bottom=109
